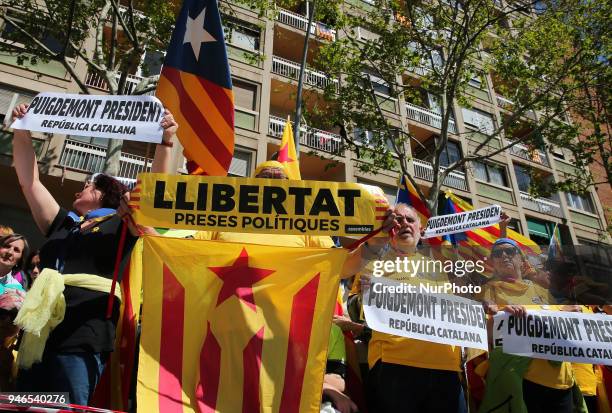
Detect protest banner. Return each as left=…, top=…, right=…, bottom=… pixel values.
left=362, top=276, right=488, bottom=350
left=10, top=92, right=164, bottom=143
left=493, top=309, right=612, bottom=365
left=130, top=173, right=390, bottom=236
left=422, top=204, right=502, bottom=239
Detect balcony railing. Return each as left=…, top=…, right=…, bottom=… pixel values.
left=510, top=142, right=550, bottom=167
left=58, top=139, right=153, bottom=186
left=271, top=56, right=338, bottom=90
left=412, top=158, right=468, bottom=191
left=520, top=191, right=564, bottom=218
left=276, top=8, right=336, bottom=39
left=496, top=95, right=514, bottom=109
left=268, top=115, right=342, bottom=154
left=84, top=71, right=155, bottom=95
left=405, top=102, right=458, bottom=133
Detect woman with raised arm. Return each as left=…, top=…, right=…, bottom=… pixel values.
left=10, top=103, right=178, bottom=405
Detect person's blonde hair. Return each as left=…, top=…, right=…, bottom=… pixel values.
left=0, top=225, right=14, bottom=236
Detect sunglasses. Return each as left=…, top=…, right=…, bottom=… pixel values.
left=491, top=248, right=519, bottom=258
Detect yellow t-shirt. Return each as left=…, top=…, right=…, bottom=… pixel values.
left=194, top=231, right=335, bottom=248
left=364, top=251, right=462, bottom=372
left=482, top=279, right=574, bottom=389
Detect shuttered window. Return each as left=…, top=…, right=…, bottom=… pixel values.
left=228, top=148, right=252, bottom=177
left=233, top=80, right=257, bottom=111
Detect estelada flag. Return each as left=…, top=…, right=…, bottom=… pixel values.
left=278, top=117, right=301, bottom=180
left=157, top=0, right=234, bottom=176
left=137, top=236, right=347, bottom=413
left=91, top=239, right=143, bottom=411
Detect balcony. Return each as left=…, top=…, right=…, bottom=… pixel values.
left=412, top=158, right=468, bottom=191
left=268, top=115, right=342, bottom=155
left=405, top=102, right=458, bottom=133
left=58, top=139, right=152, bottom=187
left=520, top=192, right=564, bottom=218
left=84, top=71, right=155, bottom=95
left=276, top=8, right=336, bottom=40
left=271, top=55, right=338, bottom=90
left=510, top=142, right=550, bottom=167
left=496, top=95, right=514, bottom=110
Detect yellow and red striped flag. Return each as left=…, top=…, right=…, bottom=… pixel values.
left=91, top=239, right=144, bottom=410
left=278, top=117, right=301, bottom=180
left=137, top=236, right=347, bottom=413
left=157, top=0, right=234, bottom=176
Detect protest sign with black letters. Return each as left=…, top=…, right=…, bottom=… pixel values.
left=493, top=309, right=612, bottom=364
left=10, top=92, right=164, bottom=143
left=362, top=276, right=488, bottom=350
left=130, top=173, right=390, bottom=236
left=422, top=204, right=502, bottom=239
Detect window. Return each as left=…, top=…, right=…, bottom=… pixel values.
left=551, top=147, right=565, bottom=160
left=0, top=86, right=34, bottom=126
left=566, top=192, right=595, bottom=214
left=439, top=141, right=461, bottom=167
left=462, top=107, right=495, bottom=134
left=468, top=74, right=483, bottom=89
left=233, top=79, right=258, bottom=111
left=363, top=68, right=391, bottom=96
left=1, top=11, right=77, bottom=58
left=228, top=148, right=253, bottom=177
left=513, top=164, right=531, bottom=192
left=354, top=127, right=375, bottom=144
left=474, top=161, right=508, bottom=187
left=139, top=49, right=165, bottom=76
left=223, top=19, right=260, bottom=52
left=233, top=79, right=259, bottom=130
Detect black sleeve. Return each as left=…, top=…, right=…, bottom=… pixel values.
left=45, top=208, right=69, bottom=238
left=326, top=360, right=347, bottom=378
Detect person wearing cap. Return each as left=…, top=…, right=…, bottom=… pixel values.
left=479, top=238, right=579, bottom=413
left=10, top=103, right=178, bottom=404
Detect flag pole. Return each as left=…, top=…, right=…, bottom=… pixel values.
left=293, top=0, right=317, bottom=158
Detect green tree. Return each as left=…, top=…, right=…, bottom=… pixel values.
left=0, top=0, right=175, bottom=174
left=305, top=0, right=611, bottom=215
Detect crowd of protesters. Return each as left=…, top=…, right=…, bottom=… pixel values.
left=1, top=104, right=610, bottom=413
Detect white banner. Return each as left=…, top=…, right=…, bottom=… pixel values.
left=493, top=310, right=612, bottom=365
left=10, top=93, right=164, bottom=143
left=363, top=276, right=488, bottom=350
left=422, top=204, right=502, bottom=239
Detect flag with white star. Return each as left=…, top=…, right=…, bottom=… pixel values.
left=136, top=236, right=347, bottom=413
left=157, top=0, right=234, bottom=176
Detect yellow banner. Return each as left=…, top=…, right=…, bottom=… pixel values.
left=137, top=236, right=347, bottom=413
left=131, top=173, right=389, bottom=236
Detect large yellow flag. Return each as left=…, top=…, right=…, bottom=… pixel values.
left=278, top=117, right=301, bottom=179
left=137, top=236, right=346, bottom=413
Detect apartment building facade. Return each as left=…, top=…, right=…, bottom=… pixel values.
left=0, top=0, right=609, bottom=255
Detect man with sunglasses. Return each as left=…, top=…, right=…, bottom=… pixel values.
left=480, top=238, right=577, bottom=413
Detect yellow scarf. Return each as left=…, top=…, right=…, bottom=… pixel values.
left=14, top=268, right=122, bottom=369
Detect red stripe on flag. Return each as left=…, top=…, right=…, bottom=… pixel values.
left=375, top=199, right=387, bottom=203
left=279, top=274, right=320, bottom=412
left=375, top=207, right=388, bottom=212
left=159, top=265, right=185, bottom=413
left=242, top=327, right=264, bottom=413
left=197, top=76, right=234, bottom=128
left=195, top=322, right=221, bottom=413
left=161, top=68, right=233, bottom=169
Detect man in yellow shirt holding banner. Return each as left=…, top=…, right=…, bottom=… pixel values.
left=352, top=203, right=465, bottom=413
